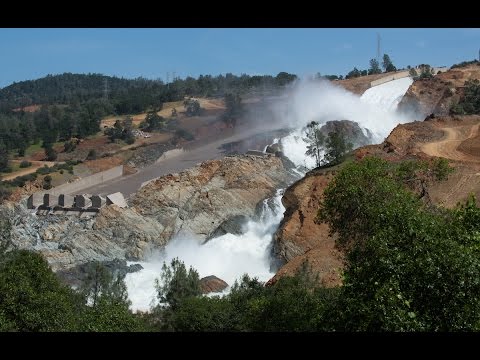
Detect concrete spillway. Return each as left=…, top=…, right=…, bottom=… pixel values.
left=360, top=76, right=413, bottom=112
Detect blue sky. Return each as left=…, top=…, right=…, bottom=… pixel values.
left=0, top=28, right=479, bottom=88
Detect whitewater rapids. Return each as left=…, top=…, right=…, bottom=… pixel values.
left=125, top=77, right=415, bottom=311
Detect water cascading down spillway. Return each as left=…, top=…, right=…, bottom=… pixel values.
left=125, top=77, right=415, bottom=312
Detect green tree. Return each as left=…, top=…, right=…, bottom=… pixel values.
left=451, top=79, right=480, bottom=115
left=86, top=149, right=97, bottom=160
left=183, top=98, right=201, bottom=117
left=346, top=67, right=361, bottom=79
left=275, top=72, right=297, bottom=86
left=44, top=144, right=57, bottom=161
left=409, top=68, right=418, bottom=77
left=43, top=175, right=52, bottom=190
left=222, top=93, right=243, bottom=128
left=324, top=131, right=353, bottom=166
left=0, top=143, right=9, bottom=172
left=141, top=111, right=165, bottom=132
left=0, top=250, right=81, bottom=331
left=79, top=262, right=143, bottom=332
left=318, top=157, right=480, bottom=331
left=303, top=121, right=325, bottom=168
left=154, top=258, right=202, bottom=311
left=382, top=53, right=397, bottom=72
left=368, top=59, right=382, bottom=75
left=418, top=64, right=434, bottom=79
left=63, top=140, right=77, bottom=153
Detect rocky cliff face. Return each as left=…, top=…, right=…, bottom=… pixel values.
left=270, top=167, right=343, bottom=287
left=1, top=154, right=291, bottom=274
left=1, top=202, right=166, bottom=272
left=130, top=154, right=292, bottom=244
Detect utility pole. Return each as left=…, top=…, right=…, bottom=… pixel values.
left=377, top=32, right=381, bottom=64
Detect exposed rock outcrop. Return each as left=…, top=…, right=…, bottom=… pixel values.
left=319, top=120, right=372, bottom=147
left=199, top=275, right=229, bottom=294
left=2, top=154, right=290, bottom=274
left=271, top=167, right=344, bottom=287
left=1, top=202, right=165, bottom=272
left=130, top=154, right=290, bottom=244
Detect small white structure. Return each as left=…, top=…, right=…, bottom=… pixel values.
left=106, top=192, right=127, bottom=208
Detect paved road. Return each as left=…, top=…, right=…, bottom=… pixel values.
left=79, top=121, right=287, bottom=198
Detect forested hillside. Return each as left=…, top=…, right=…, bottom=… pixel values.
left=0, top=72, right=297, bottom=112
left=0, top=71, right=297, bottom=173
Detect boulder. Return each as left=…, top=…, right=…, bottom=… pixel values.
left=199, top=275, right=229, bottom=294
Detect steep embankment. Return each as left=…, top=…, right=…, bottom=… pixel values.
left=1, top=154, right=291, bottom=276
left=336, top=73, right=392, bottom=95
left=398, top=64, right=480, bottom=117
left=269, top=168, right=343, bottom=287
left=271, top=114, right=480, bottom=286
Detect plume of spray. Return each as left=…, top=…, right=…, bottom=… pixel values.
left=124, top=76, right=417, bottom=311
left=273, top=77, right=416, bottom=168
left=125, top=189, right=285, bottom=312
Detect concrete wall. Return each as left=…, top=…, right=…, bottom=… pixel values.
left=370, top=70, right=410, bottom=87
left=369, top=67, right=450, bottom=88
left=45, top=165, right=123, bottom=196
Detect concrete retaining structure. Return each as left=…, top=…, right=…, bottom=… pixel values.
left=246, top=149, right=267, bottom=156
left=370, top=67, right=450, bottom=88
left=106, top=192, right=127, bottom=208
left=27, top=193, right=44, bottom=209
left=58, top=194, right=75, bottom=208
left=47, top=165, right=124, bottom=196
left=74, top=195, right=92, bottom=209
left=370, top=70, right=410, bottom=87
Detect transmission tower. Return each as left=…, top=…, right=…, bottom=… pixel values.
left=377, top=33, right=381, bottom=64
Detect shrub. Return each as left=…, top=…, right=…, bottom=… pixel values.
left=86, top=149, right=97, bottom=161
left=19, top=161, right=31, bottom=168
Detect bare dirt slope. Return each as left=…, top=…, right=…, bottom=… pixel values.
left=272, top=115, right=480, bottom=286
left=421, top=123, right=480, bottom=162
left=336, top=73, right=393, bottom=95
left=398, top=63, right=480, bottom=117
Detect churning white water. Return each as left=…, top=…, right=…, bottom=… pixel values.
left=125, top=77, right=415, bottom=311
left=280, top=77, right=414, bottom=169
left=125, top=189, right=285, bottom=312
left=360, top=77, right=413, bottom=112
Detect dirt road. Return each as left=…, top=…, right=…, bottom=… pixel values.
left=1, top=160, right=56, bottom=181
left=421, top=124, right=480, bottom=162
left=420, top=121, right=480, bottom=208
